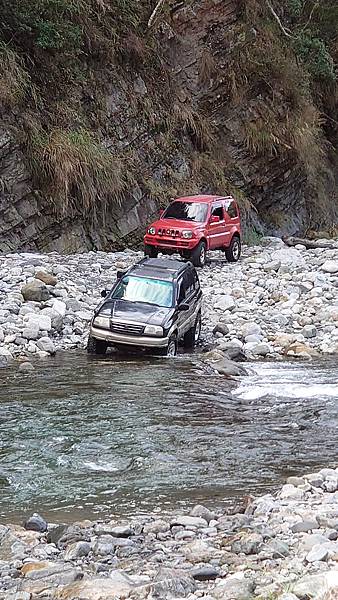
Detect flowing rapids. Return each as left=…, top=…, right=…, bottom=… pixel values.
left=0, top=353, right=337, bottom=523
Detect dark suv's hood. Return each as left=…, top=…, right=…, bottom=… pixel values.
left=98, top=299, right=172, bottom=326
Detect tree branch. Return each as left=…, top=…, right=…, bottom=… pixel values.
left=265, top=0, right=293, bottom=38
left=148, top=0, right=167, bottom=29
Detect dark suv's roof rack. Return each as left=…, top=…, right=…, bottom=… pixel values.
left=131, top=257, right=191, bottom=280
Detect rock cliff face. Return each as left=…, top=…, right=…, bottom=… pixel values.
left=0, top=0, right=337, bottom=253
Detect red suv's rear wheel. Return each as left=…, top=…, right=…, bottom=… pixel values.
left=144, top=244, right=158, bottom=258
left=225, top=236, right=241, bottom=262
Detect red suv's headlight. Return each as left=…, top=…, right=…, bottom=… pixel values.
left=182, top=230, right=193, bottom=239
left=148, top=227, right=156, bottom=235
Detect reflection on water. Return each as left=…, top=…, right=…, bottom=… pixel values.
left=0, top=352, right=337, bottom=523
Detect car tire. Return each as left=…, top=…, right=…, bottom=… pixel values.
left=157, top=335, right=177, bottom=357
left=87, top=336, right=108, bottom=355
left=144, top=244, right=158, bottom=258
left=225, top=236, right=241, bottom=262
left=191, top=241, right=207, bottom=268
left=183, top=312, right=201, bottom=349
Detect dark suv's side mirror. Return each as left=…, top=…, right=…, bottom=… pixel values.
left=117, top=270, right=127, bottom=279
left=178, top=303, right=189, bottom=312
left=101, top=289, right=107, bottom=298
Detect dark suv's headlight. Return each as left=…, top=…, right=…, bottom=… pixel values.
left=93, top=315, right=110, bottom=329
left=144, top=325, right=163, bottom=337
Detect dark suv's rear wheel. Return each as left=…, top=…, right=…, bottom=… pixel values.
left=183, top=312, right=201, bottom=349
left=144, top=244, right=158, bottom=258
left=87, top=336, right=108, bottom=355
left=225, top=236, right=241, bottom=262
left=191, top=241, right=207, bottom=268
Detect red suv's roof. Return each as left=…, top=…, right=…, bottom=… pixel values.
left=175, top=195, right=232, bottom=204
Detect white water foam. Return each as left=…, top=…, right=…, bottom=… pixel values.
left=232, top=362, right=338, bottom=401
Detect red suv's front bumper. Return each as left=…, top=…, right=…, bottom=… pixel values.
left=144, top=233, right=197, bottom=251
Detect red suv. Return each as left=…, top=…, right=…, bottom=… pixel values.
left=144, top=195, right=241, bottom=267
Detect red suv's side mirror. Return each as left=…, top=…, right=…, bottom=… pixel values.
left=210, top=215, right=220, bottom=224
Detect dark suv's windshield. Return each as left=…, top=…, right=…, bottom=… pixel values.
left=162, top=201, right=208, bottom=222
left=111, top=276, right=173, bottom=308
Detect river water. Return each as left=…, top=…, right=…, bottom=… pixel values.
left=0, top=353, right=337, bottom=523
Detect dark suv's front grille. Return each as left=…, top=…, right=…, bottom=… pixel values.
left=110, top=321, right=145, bottom=336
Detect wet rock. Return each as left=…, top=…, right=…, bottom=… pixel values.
left=92, top=535, right=115, bottom=556
left=36, top=337, right=56, bottom=355
left=189, top=505, right=216, bottom=523
left=212, top=572, right=255, bottom=599
left=321, top=260, right=338, bottom=274
left=21, top=281, right=50, bottom=303
left=292, top=572, right=338, bottom=598
left=231, top=533, right=263, bottom=555
left=214, top=295, right=235, bottom=311
left=20, top=561, right=82, bottom=594
left=182, top=540, right=218, bottom=563
left=306, top=544, right=329, bottom=562
left=47, top=525, right=88, bottom=549
left=143, top=520, right=169, bottom=535
left=172, top=515, right=208, bottom=528
left=212, top=358, right=248, bottom=377
left=108, top=525, right=132, bottom=538
left=291, top=519, right=318, bottom=533
left=213, top=323, right=230, bottom=336
left=191, top=565, right=220, bottom=581
left=18, top=362, right=35, bottom=373
left=267, top=539, right=290, bottom=558
left=151, top=567, right=196, bottom=597
left=24, top=514, right=47, bottom=533
left=55, top=571, right=134, bottom=599
left=35, top=271, right=57, bottom=286
left=64, top=541, right=91, bottom=560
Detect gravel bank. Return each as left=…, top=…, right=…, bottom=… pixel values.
left=0, top=237, right=338, bottom=366
left=1, top=468, right=338, bottom=599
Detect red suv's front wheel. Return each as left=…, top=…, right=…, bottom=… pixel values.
left=191, top=241, right=207, bottom=268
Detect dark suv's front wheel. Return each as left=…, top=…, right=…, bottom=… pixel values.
left=157, top=335, right=177, bottom=357
left=191, top=241, right=207, bottom=268
left=87, top=336, right=108, bottom=355
left=144, top=244, right=158, bottom=258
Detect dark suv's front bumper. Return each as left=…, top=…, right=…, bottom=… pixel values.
left=90, top=325, right=169, bottom=348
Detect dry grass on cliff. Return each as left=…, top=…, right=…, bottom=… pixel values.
left=0, top=44, right=31, bottom=109
left=28, top=128, right=126, bottom=222
left=169, top=104, right=214, bottom=151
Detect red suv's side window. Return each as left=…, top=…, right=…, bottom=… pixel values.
left=227, top=202, right=238, bottom=218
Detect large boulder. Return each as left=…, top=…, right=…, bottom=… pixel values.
left=35, top=271, right=58, bottom=286
left=22, top=280, right=50, bottom=303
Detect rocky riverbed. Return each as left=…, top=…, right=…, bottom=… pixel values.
left=1, top=468, right=338, bottom=599
left=0, top=237, right=338, bottom=367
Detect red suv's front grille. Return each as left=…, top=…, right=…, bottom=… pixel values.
left=158, top=228, right=180, bottom=237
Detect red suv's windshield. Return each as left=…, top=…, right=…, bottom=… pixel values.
left=162, top=201, right=208, bottom=222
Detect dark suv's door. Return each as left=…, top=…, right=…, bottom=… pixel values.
left=176, top=268, right=199, bottom=338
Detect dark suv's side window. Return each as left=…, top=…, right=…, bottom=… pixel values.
left=211, top=205, right=224, bottom=221
left=178, top=277, right=186, bottom=304
left=177, top=269, right=195, bottom=304
left=227, top=202, right=238, bottom=218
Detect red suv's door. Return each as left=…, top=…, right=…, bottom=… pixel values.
left=206, top=203, right=227, bottom=250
